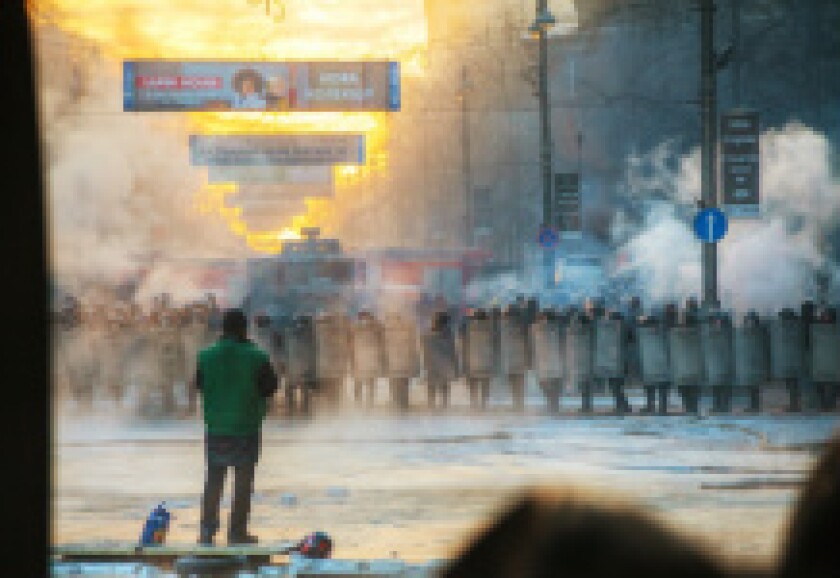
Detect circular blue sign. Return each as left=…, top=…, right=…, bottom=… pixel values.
left=694, top=208, right=728, bottom=243
left=538, top=225, right=559, bottom=249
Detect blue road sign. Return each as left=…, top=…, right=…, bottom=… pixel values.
left=538, top=225, right=559, bottom=249
left=694, top=208, right=728, bottom=243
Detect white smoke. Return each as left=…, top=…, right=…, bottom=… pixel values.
left=615, top=122, right=840, bottom=314
left=40, top=26, right=245, bottom=307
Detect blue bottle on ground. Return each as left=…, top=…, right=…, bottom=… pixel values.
left=139, top=502, right=171, bottom=546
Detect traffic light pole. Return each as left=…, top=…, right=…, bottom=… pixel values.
left=700, top=0, right=719, bottom=309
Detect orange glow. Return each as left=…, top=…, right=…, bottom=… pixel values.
left=29, top=0, right=427, bottom=254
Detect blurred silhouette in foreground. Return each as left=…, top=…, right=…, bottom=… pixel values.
left=777, top=434, right=840, bottom=578
left=441, top=434, right=840, bottom=578
left=440, top=492, right=727, bottom=578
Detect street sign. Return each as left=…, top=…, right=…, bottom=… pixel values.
left=721, top=110, right=760, bottom=218
left=190, top=134, right=365, bottom=166
left=553, top=172, right=582, bottom=238
left=538, top=225, right=559, bottom=249
left=694, top=208, right=728, bottom=243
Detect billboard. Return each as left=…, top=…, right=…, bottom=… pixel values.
left=190, top=134, right=365, bottom=166
left=553, top=172, right=582, bottom=238
left=207, top=165, right=332, bottom=184
left=721, top=110, right=760, bottom=218
left=124, top=60, right=400, bottom=111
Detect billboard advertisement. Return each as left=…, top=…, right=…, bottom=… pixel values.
left=190, top=134, right=365, bottom=166
left=721, top=110, right=760, bottom=218
left=124, top=60, right=400, bottom=111
left=207, top=165, right=333, bottom=184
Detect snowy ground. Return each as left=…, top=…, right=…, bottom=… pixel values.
left=52, top=382, right=839, bottom=574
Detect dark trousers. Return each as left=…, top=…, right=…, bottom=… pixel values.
left=200, top=461, right=256, bottom=538
left=608, top=378, right=630, bottom=414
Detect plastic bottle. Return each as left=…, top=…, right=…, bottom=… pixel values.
left=139, top=502, right=171, bottom=546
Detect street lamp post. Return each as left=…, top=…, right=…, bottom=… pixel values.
left=530, top=1, right=556, bottom=288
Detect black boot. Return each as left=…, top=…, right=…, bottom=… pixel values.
left=689, top=387, right=701, bottom=414
left=745, top=387, right=760, bottom=413
left=197, top=524, right=215, bottom=546
left=546, top=380, right=560, bottom=415
left=817, top=384, right=831, bottom=411
left=580, top=383, right=593, bottom=414
left=480, top=380, right=490, bottom=411
left=657, top=385, right=669, bottom=415
left=641, top=386, right=656, bottom=414
left=228, top=532, right=258, bottom=545
left=610, top=380, right=626, bottom=415
left=786, top=380, right=801, bottom=413
left=469, top=380, right=480, bottom=410
left=511, top=376, right=525, bottom=412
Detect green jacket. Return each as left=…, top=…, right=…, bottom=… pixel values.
left=197, top=336, right=276, bottom=436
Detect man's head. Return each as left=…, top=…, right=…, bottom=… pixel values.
left=222, top=309, right=248, bottom=341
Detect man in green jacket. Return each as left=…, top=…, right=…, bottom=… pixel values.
left=196, top=309, right=278, bottom=545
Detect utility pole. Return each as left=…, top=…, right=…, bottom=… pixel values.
left=460, top=65, right=473, bottom=247
left=731, top=0, right=741, bottom=105
left=531, top=0, right=555, bottom=288
left=700, top=0, right=719, bottom=309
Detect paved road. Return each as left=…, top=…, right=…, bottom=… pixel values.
left=53, top=403, right=838, bottom=569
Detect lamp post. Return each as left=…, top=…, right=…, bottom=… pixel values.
left=529, top=1, right=556, bottom=288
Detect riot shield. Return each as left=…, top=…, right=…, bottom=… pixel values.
left=565, top=317, right=594, bottom=393
left=734, top=321, right=770, bottom=388
left=465, top=317, right=496, bottom=379
left=701, top=316, right=734, bottom=387
left=810, top=321, right=840, bottom=383
left=668, top=325, right=703, bottom=387
left=770, top=315, right=804, bottom=381
left=530, top=319, right=563, bottom=381
left=500, top=315, right=529, bottom=377
left=352, top=319, right=386, bottom=380
left=314, top=315, right=350, bottom=380
left=637, top=323, right=670, bottom=385
left=593, top=317, right=625, bottom=380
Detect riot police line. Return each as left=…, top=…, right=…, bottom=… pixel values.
left=53, top=295, right=840, bottom=417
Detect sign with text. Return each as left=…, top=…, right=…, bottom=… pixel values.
left=553, top=172, right=582, bottom=238
left=208, top=165, right=333, bottom=184
left=190, top=134, right=365, bottom=166
left=124, top=60, right=400, bottom=111
left=721, top=110, right=760, bottom=218
left=233, top=182, right=334, bottom=200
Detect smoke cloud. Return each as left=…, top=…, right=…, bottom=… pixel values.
left=39, top=26, right=246, bottom=306
left=615, top=122, right=840, bottom=314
